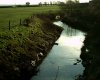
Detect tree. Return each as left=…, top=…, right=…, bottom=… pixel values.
left=75, top=0, right=79, bottom=3
left=89, top=0, right=100, bottom=24
left=26, top=2, right=30, bottom=6
left=50, top=1, right=53, bottom=5
left=59, top=2, right=65, bottom=6
left=44, top=2, right=47, bottom=6
left=39, top=2, right=42, bottom=6
left=89, top=0, right=100, bottom=14
left=63, top=0, right=76, bottom=13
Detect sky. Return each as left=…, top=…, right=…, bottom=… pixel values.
left=0, top=0, right=90, bottom=5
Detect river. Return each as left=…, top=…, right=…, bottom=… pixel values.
left=31, top=21, right=85, bottom=80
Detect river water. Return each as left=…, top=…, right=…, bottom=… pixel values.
left=31, top=21, right=85, bottom=80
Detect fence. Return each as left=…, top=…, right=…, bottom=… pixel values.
left=8, top=19, right=23, bottom=30
left=0, top=18, right=25, bottom=31
left=0, top=15, right=35, bottom=31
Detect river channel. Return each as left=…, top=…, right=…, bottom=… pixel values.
left=31, top=21, right=85, bottom=80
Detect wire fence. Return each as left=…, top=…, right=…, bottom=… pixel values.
left=8, top=19, right=22, bottom=30
left=0, top=18, right=26, bottom=31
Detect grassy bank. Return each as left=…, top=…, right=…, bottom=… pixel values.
left=0, top=14, right=63, bottom=80
left=0, top=6, right=60, bottom=31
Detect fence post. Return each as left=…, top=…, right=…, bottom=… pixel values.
left=31, top=16, right=33, bottom=19
left=20, top=18, right=21, bottom=25
left=9, top=20, right=10, bottom=30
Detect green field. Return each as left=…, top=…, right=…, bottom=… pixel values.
left=0, top=6, right=60, bottom=31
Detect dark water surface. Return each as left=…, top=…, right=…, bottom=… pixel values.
left=31, top=21, right=85, bottom=80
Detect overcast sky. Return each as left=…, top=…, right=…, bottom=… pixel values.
left=0, top=0, right=90, bottom=5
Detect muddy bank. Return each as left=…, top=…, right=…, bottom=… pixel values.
left=59, top=1, right=100, bottom=79
left=62, top=16, right=100, bottom=80
left=62, top=13, right=100, bottom=80
left=79, top=24, right=100, bottom=80
left=0, top=14, right=63, bottom=80
left=60, top=0, right=100, bottom=79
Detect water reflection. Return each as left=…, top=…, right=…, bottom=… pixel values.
left=31, top=21, right=85, bottom=80
left=54, top=21, right=85, bottom=49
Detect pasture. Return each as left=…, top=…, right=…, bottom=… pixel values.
left=0, top=6, right=60, bottom=31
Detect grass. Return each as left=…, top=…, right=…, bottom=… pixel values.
left=0, top=6, right=60, bottom=31
left=0, top=15, right=63, bottom=80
